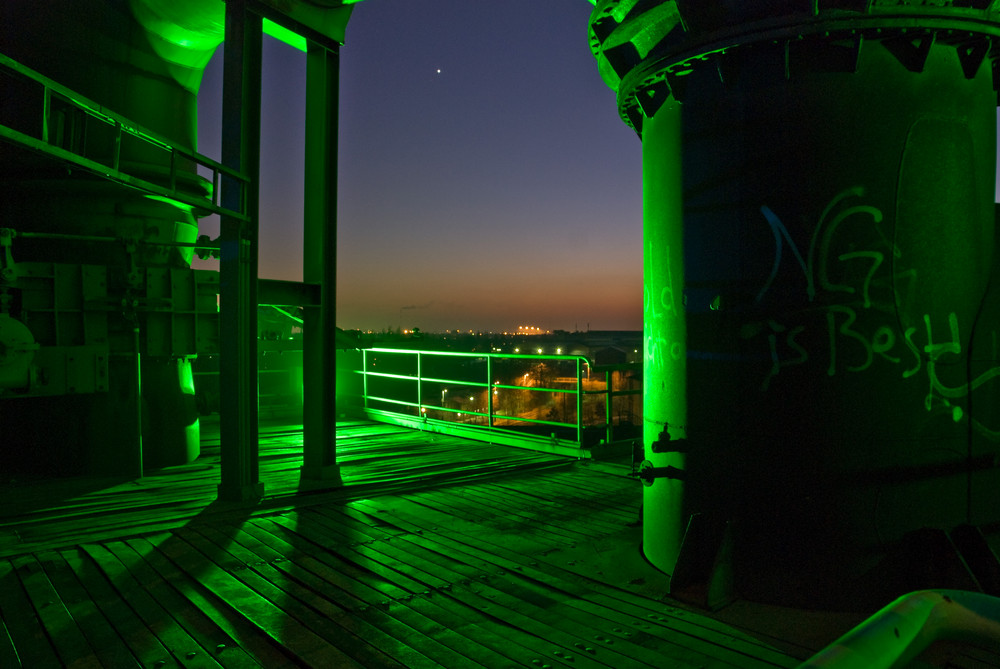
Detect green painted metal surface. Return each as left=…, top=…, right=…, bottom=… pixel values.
left=591, top=1, right=1000, bottom=607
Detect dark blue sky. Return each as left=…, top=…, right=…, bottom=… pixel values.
left=198, top=0, right=643, bottom=333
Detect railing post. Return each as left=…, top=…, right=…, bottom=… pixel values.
left=576, top=357, right=583, bottom=446
left=362, top=348, right=369, bottom=410
left=416, top=351, right=422, bottom=416
left=41, top=87, right=50, bottom=144
left=112, top=120, right=122, bottom=171
left=169, top=148, right=177, bottom=194
left=487, top=355, right=494, bottom=429
left=606, top=369, right=614, bottom=445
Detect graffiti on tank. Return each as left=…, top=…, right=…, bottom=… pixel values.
left=922, top=311, right=1000, bottom=439
left=756, top=187, right=888, bottom=305
left=743, top=187, right=1000, bottom=439
left=758, top=319, right=808, bottom=392
left=746, top=187, right=904, bottom=386
left=644, top=239, right=684, bottom=370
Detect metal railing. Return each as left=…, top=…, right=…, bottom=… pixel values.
left=0, top=52, right=249, bottom=221
left=347, top=347, right=641, bottom=455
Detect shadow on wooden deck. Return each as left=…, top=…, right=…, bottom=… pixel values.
left=0, top=419, right=575, bottom=558
left=0, top=459, right=821, bottom=669
left=2, top=421, right=997, bottom=667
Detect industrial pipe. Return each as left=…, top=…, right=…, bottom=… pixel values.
left=799, top=590, right=1000, bottom=669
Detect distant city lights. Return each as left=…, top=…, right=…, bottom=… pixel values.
left=516, top=325, right=550, bottom=334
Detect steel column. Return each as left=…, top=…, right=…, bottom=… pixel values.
left=302, top=39, right=341, bottom=481
left=218, top=0, right=264, bottom=502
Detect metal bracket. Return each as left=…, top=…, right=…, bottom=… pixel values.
left=0, top=228, right=17, bottom=283
left=636, top=459, right=686, bottom=486
left=650, top=424, right=689, bottom=453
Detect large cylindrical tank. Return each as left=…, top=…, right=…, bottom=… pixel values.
left=0, top=0, right=224, bottom=475
left=591, top=1, right=1000, bottom=607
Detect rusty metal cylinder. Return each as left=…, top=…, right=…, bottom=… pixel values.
left=592, top=1, right=1000, bottom=607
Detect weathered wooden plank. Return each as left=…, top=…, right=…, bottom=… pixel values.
left=0, top=557, right=62, bottom=668
left=434, top=484, right=628, bottom=541
left=80, top=543, right=225, bottom=669
left=34, top=549, right=140, bottom=668
left=233, top=519, right=488, bottom=668
left=59, top=546, right=177, bottom=667
left=155, top=531, right=369, bottom=668
left=396, top=489, right=594, bottom=566
left=248, top=517, right=432, bottom=596
left=0, top=421, right=572, bottom=559
left=127, top=536, right=298, bottom=669
left=349, top=496, right=795, bottom=668
left=484, top=473, right=640, bottom=524
left=322, top=502, right=752, bottom=667
left=10, top=554, right=102, bottom=669
left=308, top=506, right=679, bottom=666
left=239, top=518, right=501, bottom=668
left=248, top=513, right=601, bottom=669
left=468, top=477, right=635, bottom=526
left=199, top=520, right=487, bottom=669
left=213, top=521, right=390, bottom=607
left=323, top=505, right=718, bottom=669
left=102, top=540, right=263, bottom=669
left=0, top=615, right=20, bottom=669
left=380, top=494, right=554, bottom=555
left=175, top=526, right=416, bottom=668
left=303, top=507, right=667, bottom=669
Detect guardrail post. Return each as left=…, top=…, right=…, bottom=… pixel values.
left=361, top=348, right=368, bottom=410
left=416, top=351, right=422, bottom=416
left=576, top=357, right=583, bottom=446
left=606, top=369, right=614, bottom=445
left=487, top=355, right=494, bottom=428
left=41, top=87, right=50, bottom=143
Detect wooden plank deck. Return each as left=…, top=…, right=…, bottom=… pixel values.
left=3, top=422, right=999, bottom=668
left=0, top=459, right=816, bottom=669
left=0, top=419, right=574, bottom=557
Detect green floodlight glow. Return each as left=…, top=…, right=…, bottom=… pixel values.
left=143, top=194, right=195, bottom=213
left=263, top=19, right=307, bottom=52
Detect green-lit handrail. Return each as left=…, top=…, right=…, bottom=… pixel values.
left=0, top=52, right=249, bottom=221
left=357, top=347, right=604, bottom=448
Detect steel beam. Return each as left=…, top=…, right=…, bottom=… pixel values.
left=301, top=39, right=341, bottom=482
left=218, top=0, right=264, bottom=502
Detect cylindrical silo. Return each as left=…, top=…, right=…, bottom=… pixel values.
left=591, top=0, right=1000, bottom=607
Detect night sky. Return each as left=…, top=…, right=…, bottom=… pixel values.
left=197, top=0, right=643, bottom=334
